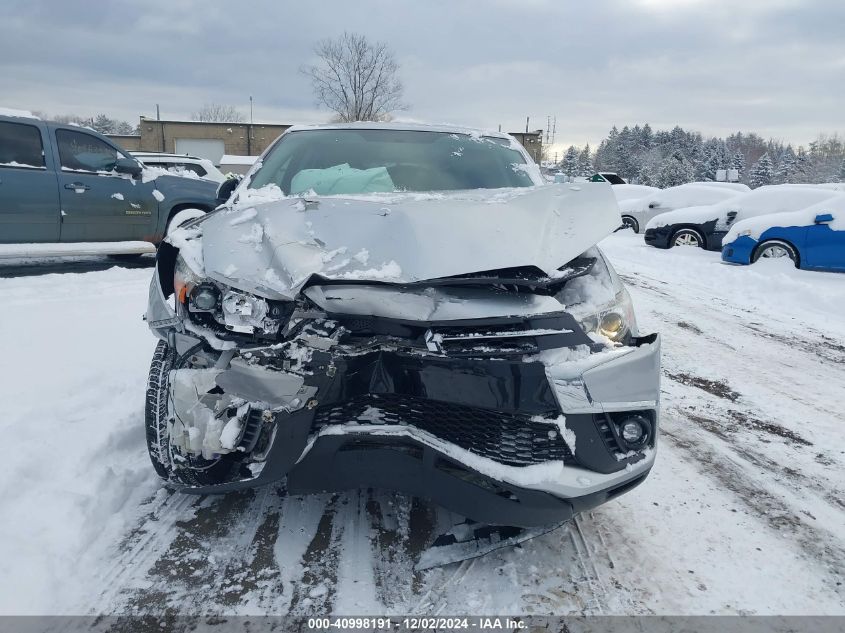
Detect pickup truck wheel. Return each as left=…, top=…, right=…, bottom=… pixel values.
left=166, top=208, right=206, bottom=236
left=145, top=340, right=239, bottom=487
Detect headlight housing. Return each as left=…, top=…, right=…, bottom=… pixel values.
left=577, top=287, right=638, bottom=344
left=556, top=248, right=638, bottom=346
left=173, top=256, right=290, bottom=337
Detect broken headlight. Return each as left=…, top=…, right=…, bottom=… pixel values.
left=174, top=255, right=290, bottom=337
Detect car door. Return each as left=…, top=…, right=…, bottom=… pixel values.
left=0, top=119, right=60, bottom=242
left=54, top=127, right=157, bottom=242
left=803, top=213, right=844, bottom=271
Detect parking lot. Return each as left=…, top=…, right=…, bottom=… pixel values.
left=1, top=231, right=842, bottom=616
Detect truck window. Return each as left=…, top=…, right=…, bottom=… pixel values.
left=0, top=121, right=45, bottom=168
left=56, top=129, right=123, bottom=173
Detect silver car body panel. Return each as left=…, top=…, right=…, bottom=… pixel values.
left=186, top=183, right=620, bottom=302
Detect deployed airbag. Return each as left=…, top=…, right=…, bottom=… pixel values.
left=290, top=163, right=395, bottom=195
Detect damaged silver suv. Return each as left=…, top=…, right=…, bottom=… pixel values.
left=145, top=123, right=661, bottom=528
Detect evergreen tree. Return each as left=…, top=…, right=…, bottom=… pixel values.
left=794, top=147, right=810, bottom=183
left=578, top=144, right=594, bottom=177
left=774, top=146, right=796, bottom=184
left=840, top=156, right=845, bottom=182
left=749, top=153, right=774, bottom=188
left=656, top=152, right=694, bottom=188
left=561, top=146, right=580, bottom=177
left=730, top=151, right=745, bottom=181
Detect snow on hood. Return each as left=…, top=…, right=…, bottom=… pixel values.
left=187, top=184, right=621, bottom=300
left=724, top=194, right=845, bottom=243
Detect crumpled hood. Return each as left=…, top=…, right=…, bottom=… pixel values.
left=194, top=184, right=621, bottom=300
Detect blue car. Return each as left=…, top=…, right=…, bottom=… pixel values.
left=721, top=195, right=845, bottom=272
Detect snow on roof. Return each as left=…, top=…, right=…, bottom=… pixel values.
left=219, top=155, right=259, bottom=165
left=620, top=183, right=738, bottom=214
left=284, top=121, right=512, bottom=139
left=647, top=184, right=840, bottom=229
left=0, top=107, right=39, bottom=120
left=612, top=184, right=660, bottom=202
left=725, top=193, right=845, bottom=242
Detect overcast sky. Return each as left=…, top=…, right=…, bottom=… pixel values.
left=2, top=0, right=842, bottom=155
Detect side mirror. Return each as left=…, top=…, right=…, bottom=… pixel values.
left=814, top=213, right=834, bottom=224
left=648, top=202, right=660, bottom=209
left=114, top=157, right=142, bottom=178
left=216, top=176, right=242, bottom=205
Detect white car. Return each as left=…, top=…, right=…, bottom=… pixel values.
left=644, top=184, right=840, bottom=250
left=612, top=184, right=660, bottom=203
left=130, top=152, right=227, bottom=184
left=618, top=183, right=747, bottom=233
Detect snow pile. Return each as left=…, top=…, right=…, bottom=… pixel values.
left=0, top=267, right=160, bottom=614
left=724, top=193, right=845, bottom=242
left=233, top=183, right=285, bottom=208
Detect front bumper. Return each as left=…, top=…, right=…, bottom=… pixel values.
left=147, top=272, right=661, bottom=527
left=721, top=235, right=756, bottom=265
left=644, top=226, right=672, bottom=248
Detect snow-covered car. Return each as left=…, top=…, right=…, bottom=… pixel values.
left=721, top=194, right=845, bottom=272
left=611, top=184, right=660, bottom=203
left=130, top=152, right=227, bottom=184
left=643, top=184, right=840, bottom=250
left=144, top=123, right=660, bottom=528
left=618, top=183, right=745, bottom=233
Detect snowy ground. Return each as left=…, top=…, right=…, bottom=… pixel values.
left=0, top=233, right=843, bottom=616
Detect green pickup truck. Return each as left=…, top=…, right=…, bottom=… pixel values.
left=0, top=112, right=220, bottom=252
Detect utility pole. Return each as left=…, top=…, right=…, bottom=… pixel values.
left=525, top=117, right=529, bottom=134
left=249, top=96, right=253, bottom=125
left=546, top=116, right=551, bottom=144
left=156, top=104, right=160, bottom=121
left=552, top=116, right=556, bottom=145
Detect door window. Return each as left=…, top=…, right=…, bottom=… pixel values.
left=56, top=129, right=124, bottom=173
left=0, top=121, right=45, bottom=168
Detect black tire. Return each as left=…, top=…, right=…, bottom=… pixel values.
left=752, top=239, right=799, bottom=267
left=145, top=340, right=173, bottom=479
left=144, top=340, right=239, bottom=486
left=621, top=216, right=640, bottom=233
left=670, top=227, right=705, bottom=249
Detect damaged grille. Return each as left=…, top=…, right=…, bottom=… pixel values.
left=313, top=394, right=574, bottom=467
left=424, top=312, right=595, bottom=357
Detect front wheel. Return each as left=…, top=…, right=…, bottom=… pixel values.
left=671, top=228, right=705, bottom=248
left=621, top=216, right=640, bottom=233
left=144, top=340, right=238, bottom=486
left=752, top=240, right=798, bottom=267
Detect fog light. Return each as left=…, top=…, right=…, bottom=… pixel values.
left=190, top=284, right=219, bottom=311
left=617, top=415, right=650, bottom=448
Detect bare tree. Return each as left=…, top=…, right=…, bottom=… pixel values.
left=191, top=104, right=245, bottom=123
left=301, top=32, right=406, bottom=122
